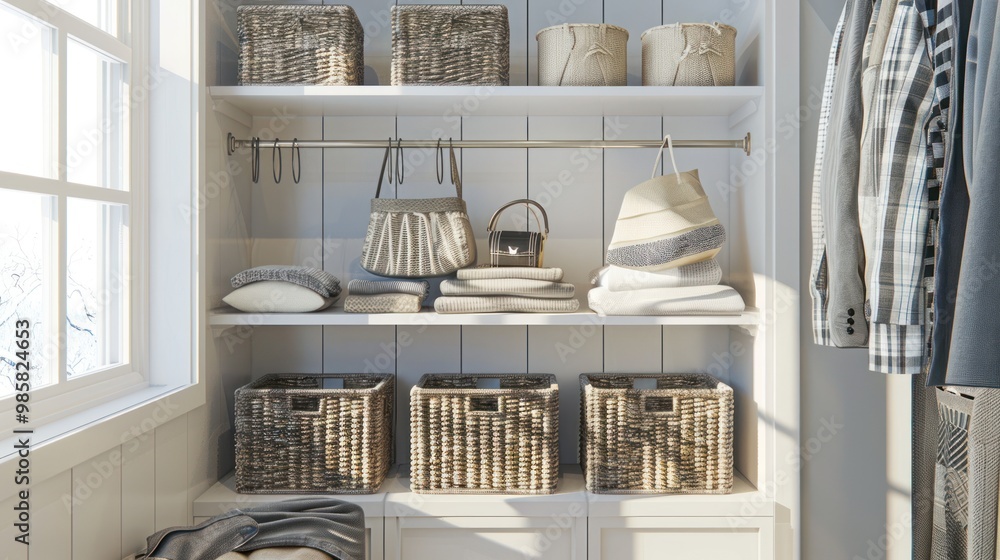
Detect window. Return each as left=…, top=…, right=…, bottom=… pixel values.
left=0, top=0, right=144, bottom=431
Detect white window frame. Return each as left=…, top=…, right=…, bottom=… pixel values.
left=0, top=0, right=149, bottom=435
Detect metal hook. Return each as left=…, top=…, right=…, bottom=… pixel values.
left=272, top=138, right=282, bottom=183
left=387, top=137, right=394, bottom=185
left=448, top=138, right=456, bottom=185
left=395, top=138, right=404, bottom=185
left=251, top=137, right=260, bottom=183
left=291, top=138, right=301, bottom=184
left=436, top=139, right=445, bottom=184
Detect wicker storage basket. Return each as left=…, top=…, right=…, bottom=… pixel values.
left=536, top=23, right=629, bottom=86
left=580, top=373, right=734, bottom=494
left=391, top=4, right=510, bottom=86
left=235, top=373, right=393, bottom=494
left=641, top=23, right=737, bottom=86
left=410, top=374, right=559, bottom=494
left=238, top=5, right=364, bottom=85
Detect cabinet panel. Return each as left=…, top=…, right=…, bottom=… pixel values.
left=387, top=516, right=584, bottom=560
left=589, top=517, right=773, bottom=560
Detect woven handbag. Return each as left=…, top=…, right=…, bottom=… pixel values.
left=641, top=23, right=737, bottom=86
left=606, top=135, right=725, bottom=271
left=360, top=144, right=477, bottom=278
left=237, top=5, right=364, bottom=85
left=536, top=23, right=628, bottom=86
left=487, top=199, right=549, bottom=267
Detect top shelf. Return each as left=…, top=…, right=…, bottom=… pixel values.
left=210, top=85, right=764, bottom=118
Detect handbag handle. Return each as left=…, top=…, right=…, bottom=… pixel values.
left=651, top=134, right=683, bottom=181
left=375, top=139, right=464, bottom=199
left=488, top=199, right=549, bottom=236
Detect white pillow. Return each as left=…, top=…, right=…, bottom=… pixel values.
left=223, top=281, right=336, bottom=313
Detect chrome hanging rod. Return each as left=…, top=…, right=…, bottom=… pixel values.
left=227, top=132, right=752, bottom=157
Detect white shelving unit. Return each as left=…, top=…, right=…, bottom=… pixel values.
left=199, top=1, right=800, bottom=559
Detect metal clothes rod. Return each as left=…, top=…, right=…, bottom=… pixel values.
left=227, top=133, right=753, bottom=157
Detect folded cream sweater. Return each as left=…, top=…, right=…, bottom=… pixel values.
left=456, top=267, right=564, bottom=282
left=441, top=278, right=576, bottom=299
left=588, top=285, right=745, bottom=316
left=590, top=260, right=722, bottom=291
left=435, top=296, right=580, bottom=314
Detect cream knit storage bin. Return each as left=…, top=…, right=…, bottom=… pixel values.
left=641, top=23, right=737, bottom=86
left=536, top=23, right=628, bottom=86
left=237, top=5, right=365, bottom=85
left=235, top=373, right=393, bottom=494
left=580, top=373, right=734, bottom=494
left=410, top=374, right=559, bottom=494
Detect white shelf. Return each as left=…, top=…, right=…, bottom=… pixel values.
left=208, top=305, right=760, bottom=328
left=210, top=85, right=764, bottom=118
left=193, top=467, right=767, bottom=519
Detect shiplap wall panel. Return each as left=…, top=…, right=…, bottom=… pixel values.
left=71, top=449, right=123, bottom=560
left=154, top=415, right=190, bottom=530
left=121, top=434, right=156, bottom=557
left=604, top=327, right=663, bottom=373
left=604, top=0, right=661, bottom=85
left=28, top=470, right=71, bottom=560
left=1, top=490, right=29, bottom=560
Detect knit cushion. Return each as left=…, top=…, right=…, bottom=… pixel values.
left=347, top=278, right=430, bottom=298
left=590, top=259, right=722, bottom=291
left=588, top=285, right=745, bottom=316
left=231, top=265, right=341, bottom=298
left=435, top=296, right=580, bottom=314
left=606, top=170, right=725, bottom=271
left=441, top=278, right=576, bottom=299
left=457, top=266, right=565, bottom=282
left=223, top=281, right=337, bottom=313
left=344, top=294, right=424, bottom=313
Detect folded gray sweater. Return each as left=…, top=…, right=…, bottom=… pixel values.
left=347, top=278, right=430, bottom=298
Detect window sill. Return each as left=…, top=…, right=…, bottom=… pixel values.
left=0, top=380, right=204, bottom=502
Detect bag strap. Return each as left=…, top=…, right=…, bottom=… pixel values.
left=375, top=140, right=392, bottom=198
left=651, top=135, right=682, bottom=181
left=488, top=199, right=549, bottom=237
left=449, top=141, right=463, bottom=199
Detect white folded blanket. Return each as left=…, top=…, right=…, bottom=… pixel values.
left=456, top=267, right=564, bottom=282
left=435, top=296, right=581, bottom=314
left=440, top=278, right=576, bottom=299
left=588, top=285, right=746, bottom=316
left=590, top=260, right=722, bottom=291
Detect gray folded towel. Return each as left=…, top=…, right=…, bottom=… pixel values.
left=440, top=278, right=576, bottom=299
left=231, top=265, right=341, bottom=298
left=456, top=267, right=565, bottom=282
left=344, top=294, right=423, bottom=314
left=347, top=279, right=430, bottom=298
left=588, top=285, right=745, bottom=316
left=435, top=296, right=580, bottom=314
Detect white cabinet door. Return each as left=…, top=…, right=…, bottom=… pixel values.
left=191, top=517, right=382, bottom=560
left=386, top=516, right=585, bottom=560
left=589, top=517, right=774, bottom=560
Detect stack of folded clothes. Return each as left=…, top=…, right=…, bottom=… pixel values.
left=223, top=265, right=341, bottom=313
left=344, top=279, right=430, bottom=313
left=434, top=267, right=580, bottom=314
left=588, top=259, right=746, bottom=316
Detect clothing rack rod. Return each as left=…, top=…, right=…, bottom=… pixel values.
left=227, top=133, right=753, bottom=157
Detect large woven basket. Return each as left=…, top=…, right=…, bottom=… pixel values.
left=391, top=4, right=510, bottom=86
left=238, top=5, right=364, bottom=85
left=580, top=373, right=734, bottom=494
left=536, top=23, right=629, bottom=86
left=641, top=23, right=737, bottom=86
left=235, top=373, right=393, bottom=494
left=410, top=374, right=559, bottom=494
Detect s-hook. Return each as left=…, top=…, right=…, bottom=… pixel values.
left=272, top=138, right=282, bottom=183
left=250, top=137, right=261, bottom=184
left=386, top=138, right=395, bottom=184
left=435, top=139, right=445, bottom=184
left=291, top=138, right=301, bottom=184
left=395, top=138, right=404, bottom=184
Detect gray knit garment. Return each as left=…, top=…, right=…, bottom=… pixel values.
left=434, top=296, right=580, bottom=314
left=590, top=260, right=722, bottom=291
left=456, top=267, right=564, bottom=282
left=441, top=279, right=576, bottom=299
left=347, top=278, right=430, bottom=298
left=606, top=224, right=727, bottom=270
left=588, top=285, right=745, bottom=316
left=344, top=294, right=424, bottom=314
left=231, top=265, right=341, bottom=298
